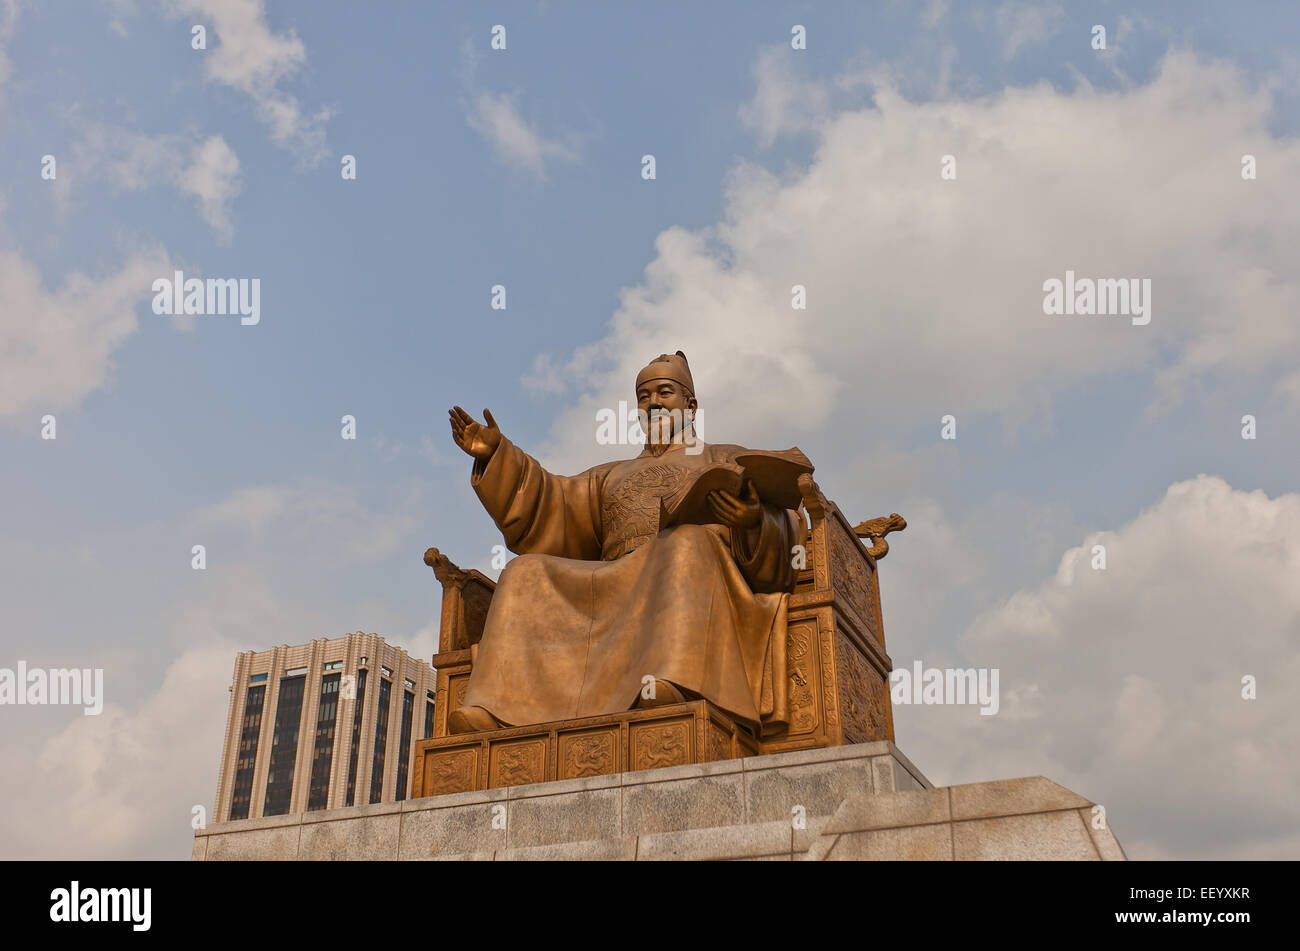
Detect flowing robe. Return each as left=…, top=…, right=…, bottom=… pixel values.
left=461, top=436, right=802, bottom=732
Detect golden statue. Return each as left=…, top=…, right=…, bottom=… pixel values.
left=446, top=351, right=811, bottom=736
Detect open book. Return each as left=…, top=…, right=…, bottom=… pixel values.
left=658, top=449, right=814, bottom=527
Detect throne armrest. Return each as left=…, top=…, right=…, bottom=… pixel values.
left=424, top=547, right=497, bottom=655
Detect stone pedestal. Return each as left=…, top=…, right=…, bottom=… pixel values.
left=413, top=700, right=757, bottom=797
left=191, top=741, right=1126, bottom=861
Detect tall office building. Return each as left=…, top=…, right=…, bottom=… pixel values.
left=213, top=632, right=437, bottom=822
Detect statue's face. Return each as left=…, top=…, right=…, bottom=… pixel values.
left=636, top=378, right=697, bottom=444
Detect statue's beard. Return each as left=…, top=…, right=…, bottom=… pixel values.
left=639, top=407, right=691, bottom=449
left=646, top=410, right=675, bottom=445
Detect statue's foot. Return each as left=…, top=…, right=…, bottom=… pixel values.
left=447, top=705, right=504, bottom=734
left=635, top=679, right=687, bottom=709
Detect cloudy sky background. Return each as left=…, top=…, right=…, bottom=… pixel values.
left=1, top=0, right=1296, bottom=859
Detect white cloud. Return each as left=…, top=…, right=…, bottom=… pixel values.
left=162, top=0, right=330, bottom=160
left=922, top=0, right=950, bottom=30
left=526, top=51, right=1300, bottom=474
left=0, top=554, right=349, bottom=858
left=0, top=0, right=17, bottom=88
left=369, top=432, right=447, bottom=467
left=902, top=475, right=1300, bottom=859
left=739, top=46, right=831, bottom=147
left=191, top=478, right=423, bottom=563
left=58, top=123, right=242, bottom=240
left=178, top=136, right=242, bottom=237
left=0, top=470, right=441, bottom=857
left=190, top=484, right=288, bottom=539
left=99, top=0, right=138, bottom=37
left=0, top=641, right=236, bottom=859
left=994, top=0, right=1064, bottom=61
left=0, top=244, right=170, bottom=420
left=466, top=90, right=579, bottom=179
left=1275, top=370, right=1300, bottom=411
left=458, top=36, right=582, bottom=180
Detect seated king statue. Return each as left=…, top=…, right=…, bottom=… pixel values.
left=445, top=350, right=808, bottom=738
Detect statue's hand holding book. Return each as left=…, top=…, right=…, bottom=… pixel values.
left=659, top=449, right=813, bottom=528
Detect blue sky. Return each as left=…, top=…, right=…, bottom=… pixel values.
left=1, top=0, right=1297, bottom=859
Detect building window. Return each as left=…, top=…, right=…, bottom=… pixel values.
left=262, top=674, right=306, bottom=816
left=228, top=684, right=265, bottom=820
left=306, top=673, right=342, bottom=811
left=424, top=698, right=436, bottom=740
left=249, top=673, right=267, bottom=683
left=323, top=661, right=343, bottom=671
left=394, top=690, right=416, bottom=801
left=381, top=665, right=393, bottom=678
left=404, top=678, right=415, bottom=690
left=368, top=678, right=393, bottom=803
left=344, top=668, right=369, bottom=807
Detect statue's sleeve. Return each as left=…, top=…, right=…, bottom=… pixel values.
left=470, top=436, right=605, bottom=560
left=730, top=503, right=801, bottom=594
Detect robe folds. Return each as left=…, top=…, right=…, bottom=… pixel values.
left=460, top=435, right=803, bottom=732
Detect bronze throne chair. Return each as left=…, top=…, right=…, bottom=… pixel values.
left=412, top=475, right=905, bottom=797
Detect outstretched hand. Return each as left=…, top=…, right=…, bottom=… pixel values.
left=449, top=406, right=502, bottom=461
left=708, top=478, right=762, bottom=530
